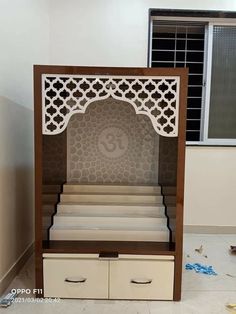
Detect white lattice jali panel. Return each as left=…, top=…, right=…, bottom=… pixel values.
left=42, top=74, right=180, bottom=136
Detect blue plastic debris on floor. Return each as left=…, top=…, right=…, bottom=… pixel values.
left=185, top=263, right=217, bottom=275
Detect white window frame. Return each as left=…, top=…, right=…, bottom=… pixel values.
left=150, top=16, right=236, bottom=146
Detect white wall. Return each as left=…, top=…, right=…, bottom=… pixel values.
left=0, top=0, right=49, bottom=292
left=185, top=147, right=236, bottom=227
left=48, top=0, right=236, bottom=229
left=49, top=0, right=236, bottom=67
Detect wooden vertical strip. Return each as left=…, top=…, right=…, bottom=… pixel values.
left=34, top=65, right=43, bottom=297
left=173, top=69, right=188, bottom=301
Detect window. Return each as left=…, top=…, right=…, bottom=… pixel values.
left=208, top=26, right=236, bottom=139
left=151, top=21, right=205, bottom=142
left=149, top=10, right=236, bottom=145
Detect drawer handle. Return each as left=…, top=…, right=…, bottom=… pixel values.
left=131, top=278, right=152, bottom=285
left=65, top=277, right=87, bottom=283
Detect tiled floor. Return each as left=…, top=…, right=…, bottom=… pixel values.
left=1, top=234, right=236, bottom=314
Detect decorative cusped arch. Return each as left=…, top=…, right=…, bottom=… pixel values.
left=42, top=74, right=180, bottom=137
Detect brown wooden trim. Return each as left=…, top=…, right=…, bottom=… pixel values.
left=42, top=240, right=175, bottom=255
left=34, top=65, right=43, bottom=297
left=173, top=69, right=188, bottom=301
left=34, top=65, right=187, bottom=77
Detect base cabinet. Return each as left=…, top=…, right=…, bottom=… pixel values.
left=43, top=257, right=109, bottom=299
left=43, top=254, right=174, bottom=300
left=110, top=259, right=174, bottom=300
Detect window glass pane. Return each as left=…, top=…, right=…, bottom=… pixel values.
left=208, top=26, right=236, bottom=139
left=151, top=21, right=206, bottom=142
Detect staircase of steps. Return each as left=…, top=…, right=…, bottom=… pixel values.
left=49, top=184, right=170, bottom=242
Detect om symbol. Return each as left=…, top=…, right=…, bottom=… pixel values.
left=98, top=127, right=129, bottom=159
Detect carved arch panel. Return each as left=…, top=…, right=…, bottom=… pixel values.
left=42, top=74, right=180, bottom=137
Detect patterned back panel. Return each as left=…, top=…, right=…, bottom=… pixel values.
left=67, top=98, right=159, bottom=184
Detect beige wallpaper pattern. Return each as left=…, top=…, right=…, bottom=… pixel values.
left=67, top=98, right=159, bottom=184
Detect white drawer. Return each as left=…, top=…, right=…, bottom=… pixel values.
left=109, top=259, right=174, bottom=300
left=43, top=257, right=108, bottom=299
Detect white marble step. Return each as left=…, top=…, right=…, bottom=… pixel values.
left=52, top=214, right=167, bottom=230
left=49, top=225, right=169, bottom=242
left=57, top=203, right=166, bottom=217
left=64, top=184, right=161, bottom=195
left=60, top=193, right=163, bottom=204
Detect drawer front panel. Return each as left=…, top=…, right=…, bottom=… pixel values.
left=109, top=260, right=174, bottom=300
left=43, top=258, right=108, bottom=298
